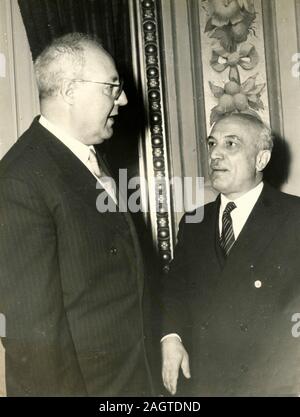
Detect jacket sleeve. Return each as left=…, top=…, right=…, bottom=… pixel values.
left=0, top=177, right=87, bottom=396
left=161, top=213, right=190, bottom=339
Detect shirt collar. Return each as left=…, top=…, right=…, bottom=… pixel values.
left=39, top=115, right=95, bottom=165
left=220, top=181, right=264, bottom=213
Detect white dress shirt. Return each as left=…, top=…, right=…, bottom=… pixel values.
left=39, top=115, right=117, bottom=203
left=219, top=182, right=264, bottom=239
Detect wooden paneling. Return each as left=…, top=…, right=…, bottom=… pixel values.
left=0, top=0, right=38, bottom=161
left=294, top=0, right=300, bottom=53
left=262, top=0, right=284, bottom=138
left=0, top=0, right=18, bottom=160
left=274, top=0, right=300, bottom=196
left=0, top=340, right=4, bottom=397
left=10, top=0, right=39, bottom=137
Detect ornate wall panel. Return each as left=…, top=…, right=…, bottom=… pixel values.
left=130, top=0, right=174, bottom=270
left=199, top=0, right=270, bottom=130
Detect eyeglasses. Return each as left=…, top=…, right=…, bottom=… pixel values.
left=71, top=78, right=124, bottom=100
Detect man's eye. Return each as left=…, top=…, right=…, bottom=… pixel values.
left=104, top=85, right=114, bottom=94
left=208, top=141, right=216, bottom=148
left=226, top=141, right=237, bottom=148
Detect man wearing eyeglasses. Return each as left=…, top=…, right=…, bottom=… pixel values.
left=0, top=33, right=153, bottom=396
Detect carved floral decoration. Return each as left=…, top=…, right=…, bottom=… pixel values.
left=202, top=0, right=266, bottom=124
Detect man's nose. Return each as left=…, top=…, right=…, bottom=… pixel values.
left=209, top=144, right=224, bottom=160
left=115, top=90, right=128, bottom=106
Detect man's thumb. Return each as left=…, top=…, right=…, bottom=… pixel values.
left=181, top=353, right=191, bottom=379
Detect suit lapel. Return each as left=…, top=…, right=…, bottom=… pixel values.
left=223, top=183, right=284, bottom=273
left=27, top=119, right=146, bottom=300
left=197, top=197, right=224, bottom=272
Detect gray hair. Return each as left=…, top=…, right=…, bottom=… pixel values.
left=257, top=123, right=274, bottom=152
left=216, top=113, right=273, bottom=151
left=34, top=33, right=103, bottom=99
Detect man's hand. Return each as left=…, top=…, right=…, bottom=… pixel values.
left=161, top=336, right=191, bottom=395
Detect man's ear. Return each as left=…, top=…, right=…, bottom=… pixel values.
left=256, top=149, right=271, bottom=172
left=60, top=79, right=75, bottom=104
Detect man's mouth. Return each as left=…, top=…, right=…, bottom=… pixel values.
left=211, top=167, right=228, bottom=172
left=107, top=116, right=116, bottom=125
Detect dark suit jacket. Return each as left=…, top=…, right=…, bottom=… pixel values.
left=0, top=118, right=153, bottom=396
left=162, top=183, right=300, bottom=395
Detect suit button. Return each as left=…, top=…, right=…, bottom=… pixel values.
left=200, top=322, right=209, bottom=330
left=110, top=247, right=117, bottom=255
left=254, top=280, right=262, bottom=288
left=240, top=364, right=249, bottom=373
left=240, top=323, right=248, bottom=332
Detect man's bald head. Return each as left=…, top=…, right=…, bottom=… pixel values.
left=215, top=113, right=273, bottom=152
left=34, top=33, right=106, bottom=100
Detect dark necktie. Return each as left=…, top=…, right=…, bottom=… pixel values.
left=220, top=201, right=236, bottom=256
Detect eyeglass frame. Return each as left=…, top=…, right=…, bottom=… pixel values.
left=70, top=78, right=124, bottom=100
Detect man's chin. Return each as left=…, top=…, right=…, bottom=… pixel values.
left=103, top=133, right=113, bottom=141
left=211, top=178, right=228, bottom=194
left=90, top=134, right=112, bottom=145
left=100, top=128, right=114, bottom=142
